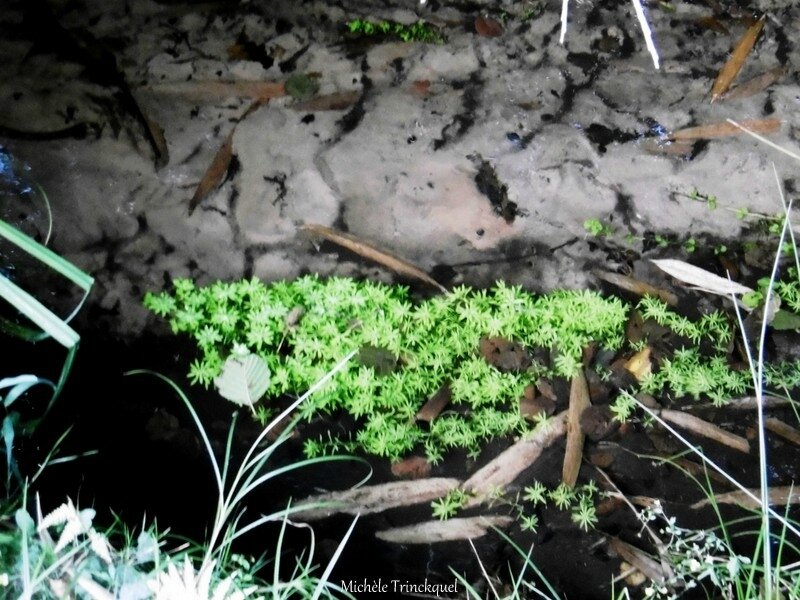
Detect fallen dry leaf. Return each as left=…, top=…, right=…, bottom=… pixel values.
left=189, top=100, right=265, bottom=214
left=410, top=80, right=431, bottom=97
left=296, top=478, right=460, bottom=520
left=475, top=15, right=504, bottom=37
left=711, top=16, right=766, bottom=102
left=463, top=411, right=568, bottom=503
left=765, top=417, right=800, bottom=447
left=651, top=258, right=754, bottom=297
left=144, top=80, right=286, bottom=102
left=668, top=117, right=780, bottom=141
left=141, top=112, right=169, bottom=169
left=375, top=516, right=512, bottom=544
left=416, top=385, right=452, bottom=423
left=479, top=337, right=531, bottom=373
left=624, top=347, right=652, bottom=382
left=290, top=90, right=360, bottom=111
left=299, top=223, right=448, bottom=293
left=692, top=486, right=800, bottom=510
left=593, top=269, right=678, bottom=306
left=189, top=132, right=233, bottom=215
left=391, top=456, right=432, bottom=479
left=723, top=66, right=786, bottom=101
left=661, top=409, right=750, bottom=453
left=520, top=385, right=555, bottom=420
left=609, top=538, right=670, bottom=583
left=562, top=370, right=591, bottom=487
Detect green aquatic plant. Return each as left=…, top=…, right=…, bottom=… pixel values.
left=145, top=277, right=631, bottom=461
left=345, top=18, right=444, bottom=44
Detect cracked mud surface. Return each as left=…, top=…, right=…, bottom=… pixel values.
left=2, top=0, right=799, bottom=337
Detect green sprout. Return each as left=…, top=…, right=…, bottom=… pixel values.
left=345, top=19, right=444, bottom=44
left=431, top=489, right=469, bottom=520
left=583, top=218, right=614, bottom=237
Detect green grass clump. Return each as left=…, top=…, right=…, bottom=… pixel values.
left=145, top=276, right=628, bottom=461
left=144, top=276, right=796, bottom=462
left=345, top=19, right=445, bottom=44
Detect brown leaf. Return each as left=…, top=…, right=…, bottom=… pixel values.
left=479, top=337, right=531, bottom=373
left=416, top=385, right=452, bottom=423
left=624, top=347, right=652, bottom=382
left=410, top=80, right=431, bottom=97
left=141, top=112, right=170, bottom=169
left=562, top=370, right=591, bottom=488
left=692, top=486, right=800, bottom=510
left=641, top=138, right=696, bottom=157
left=593, top=269, right=678, bottom=306
left=579, top=405, right=618, bottom=441
left=669, top=117, right=780, bottom=141
left=710, top=16, right=766, bottom=102
left=391, top=456, right=432, bottom=479
left=376, top=516, right=513, bottom=544
left=519, top=385, right=555, bottom=420
left=661, top=409, right=750, bottom=453
left=723, top=66, right=786, bottom=101
left=296, top=478, right=461, bottom=520
left=696, top=15, right=730, bottom=34
left=765, top=417, right=800, bottom=447
left=475, top=15, right=504, bottom=37
left=189, top=132, right=233, bottom=215
left=463, top=411, right=568, bottom=502
left=189, top=99, right=265, bottom=214
left=609, top=538, right=670, bottom=583
left=290, top=90, right=361, bottom=111
left=298, top=223, right=447, bottom=293
left=144, top=80, right=286, bottom=102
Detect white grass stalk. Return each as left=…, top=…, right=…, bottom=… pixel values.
left=631, top=396, right=800, bottom=542
left=559, top=0, right=569, bottom=44
left=729, top=185, right=793, bottom=595
left=631, top=0, right=660, bottom=69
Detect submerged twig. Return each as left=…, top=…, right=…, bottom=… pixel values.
left=660, top=409, right=750, bottom=454
left=692, top=486, right=799, bottom=510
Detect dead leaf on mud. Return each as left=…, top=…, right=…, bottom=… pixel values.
left=375, top=516, right=512, bottom=544
left=668, top=117, right=780, bottom=141
left=562, top=370, right=591, bottom=488
left=479, top=337, right=531, bottom=373
left=722, top=66, right=786, bottom=101
left=140, top=111, right=170, bottom=169
left=144, top=80, right=286, bottom=102
left=463, top=411, right=568, bottom=503
left=696, top=15, right=730, bottom=34
left=641, top=138, right=696, bottom=157
left=692, top=486, right=800, bottom=510
left=710, top=16, right=766, bottom=103
left=189, top=132, right=233, bottom=214
left=475, top=16, right=504, bottom=37
left=410, top=80, right=431, bottom=97
left=765, top=417, right=800, bottom=447
left=189, top=100, right=265, bottom=214
left=295, top=478, right=460, bottom=520
left=391, top=456, right=432, bottom=480
left=651, top=258, right=754, bottom=298
left=416, top=385, right=452, bottom=423
left=290, top=90, right=360, bottom=111
left=624, top=347, right=652, bottom=382
left=593, top=269, right=678, bottom=306
left=519, top=385, right=555, bottom=421
left=609, top=537, right=670, bottom=583
left=579, top=405, right=618, bottom=441
left=660, top=409, right=750, bottom=453
left=298, top=223, right=448, bottom=293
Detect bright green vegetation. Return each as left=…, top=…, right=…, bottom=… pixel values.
left=432, top=480, right=601, bottom=532
left=345, top=18, right=444, bottom=44
left=143, top=275, right=797, bottom=463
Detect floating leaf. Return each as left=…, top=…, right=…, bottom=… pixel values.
left=189, top=132, right=233, bottom=215
left=285, top=73, right=320, bottom=101
left=769, top=309, right=800, bottom=331
left=214, top=353, right=271, bottom=410
left=651, top=258, right=754, bottom=297
left=710, top=16, right=765, bottom=103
